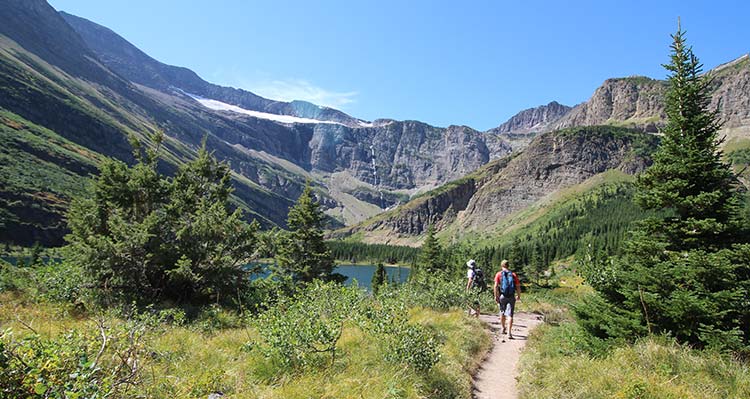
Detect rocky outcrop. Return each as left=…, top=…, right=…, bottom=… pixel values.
left=549, top=56, right=750, bottom=132
left=490, top=101, right=572, bottom=134
left=343, top=126, right=658, bottom=240
left=552, top=77, right=667, bottom=132
left=309, top=122, right=512, bottom=189
left=708, top=55, right=750, bottom=128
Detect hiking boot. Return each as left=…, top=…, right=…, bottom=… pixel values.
left=501, top=328, right=507, bottom=335
left=508, top=333, right=514, bottom=340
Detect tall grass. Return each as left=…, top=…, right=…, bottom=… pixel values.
left=516, top=303, right=750, bottom=398
left=0, top=291, right=490, bottom=398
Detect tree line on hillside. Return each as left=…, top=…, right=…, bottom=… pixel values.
left=328, top=241, right=419, bottom=265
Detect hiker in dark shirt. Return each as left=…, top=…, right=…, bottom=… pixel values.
left=466, top=259, right=485, bottom=317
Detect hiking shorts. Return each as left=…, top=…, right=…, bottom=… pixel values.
left=498, top=295, right=515, bottom=317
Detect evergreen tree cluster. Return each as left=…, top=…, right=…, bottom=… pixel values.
left=456, top=182, right=654, bottom=282
left=328, top=241, right=419, bottom=265
left=66, top=135, right=259, bottom=305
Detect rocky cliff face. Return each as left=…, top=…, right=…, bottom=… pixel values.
left=489, top=101, right=572, bottom=135
left=552, top=77, right=667, bottom=132
left=549, top=56, right=750, bottom=132
left=708, top=55, right=750, bottom=128
left=342, top=126, right=658, bottom=243
left=309, top=122, right=510, bottom=190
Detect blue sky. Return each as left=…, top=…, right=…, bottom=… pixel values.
left=50, top=0, right=749, bottom=131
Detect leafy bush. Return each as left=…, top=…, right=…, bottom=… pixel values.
left=254, top=282, right=365, bottom=370
left=381, top=273, right=477, bottom=311
left=33, top=260, right=88, bottom=304
left=253, top=281, right=442, bottom=373
left=0, top=260, right=33, bottom=293
left=0, top=314, right=156, bottom=398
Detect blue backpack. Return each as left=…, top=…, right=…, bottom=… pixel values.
left=501, top=270, right=515, bottom=297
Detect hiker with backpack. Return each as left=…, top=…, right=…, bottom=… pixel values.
left=494, top=259, right=521, bottom=339
left=466, top=259, right=486, bottom=317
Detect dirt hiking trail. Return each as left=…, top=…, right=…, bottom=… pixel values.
left=472, top=312, right=543, bottom=399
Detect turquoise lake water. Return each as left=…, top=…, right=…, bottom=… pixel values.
left=2, top=257, right=410, bottom=290
left=334, top=264, right=410, bottom=289
left=250, top=263, right=410, bottom=290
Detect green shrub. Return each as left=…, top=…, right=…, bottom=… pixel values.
left=253, top=281, right=443, bottom=374
left=254, top=282, right=365, bottom=371
left=0, top=314, right=156, bottom=398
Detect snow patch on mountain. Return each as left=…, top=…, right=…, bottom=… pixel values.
left=186, top=92, right=341, bottom=125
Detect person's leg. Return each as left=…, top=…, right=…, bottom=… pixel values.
left=508, top=316, right=514, bottom=339
left=507, top=299, right=515, bottom=339
left=499, top=297, right=508, bottom=334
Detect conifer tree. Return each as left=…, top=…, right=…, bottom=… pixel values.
left=371, top=262, right=387, bottom=295
left=275, top=183, right=339, bottom=282
left=578, top=25, right=750, bottom=349
left=416, top=225, right=444, bottom=274
left=508, top=236, right=523, bottom=274
left=66, top=135, right=259, bottom=304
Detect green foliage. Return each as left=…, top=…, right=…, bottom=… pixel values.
left=252, top=282, right=440, bottom=373
left=64, top=137, right=259, bottom=305
left=254, top=282, right=364, bottom=370
left=579, top=27, right=750, bottom=350
left=274, top=184, right=339, bottom=282
left=328, top=240, right=419, bottom=265
left=417, top=225, right=445, bottom=275
left=0, top=313, right=158, bottom=398
left=371, top=262, right=387, bottom=295
left=526, top=241, right=547, bottom=286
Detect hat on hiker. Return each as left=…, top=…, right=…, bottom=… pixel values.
left=467, top=259, right=476, bottom=269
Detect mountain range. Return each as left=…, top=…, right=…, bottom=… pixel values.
left=1, top=0, right=749, bottom=247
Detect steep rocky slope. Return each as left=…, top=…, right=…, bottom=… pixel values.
left=59, top=11, right=365, bottom=127
left=489, top=101, right=572, bottom=135
left=551, top=55, right=750, bottom=132
left=338, top=126, right=659, bottom=244
left=0, top=1, right=513, bottom=244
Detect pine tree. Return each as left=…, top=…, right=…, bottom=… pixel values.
left=635, top=25, right=741, bottom=251
left=578, top=25, right=750, bottom=349
left=275, top=183, right=339, bottom=282
left=416, top=225, right=444, bottom=274
left=508, top=236, right=523, bottom=275
left=65, top=135, right=259, bottom=304
left=529, top=240, right=546, bottom=286
left=371, top=262, right=387, bottom=295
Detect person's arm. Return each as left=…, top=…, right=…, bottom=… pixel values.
left=466, top=270, right=473, bottom=291
left=514, top=272, right=521, bottom=299
left=493, top=274, right=500, bottom=302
